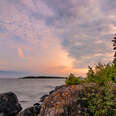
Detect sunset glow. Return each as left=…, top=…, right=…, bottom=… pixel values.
left=0, top=0, right=116, bottom=76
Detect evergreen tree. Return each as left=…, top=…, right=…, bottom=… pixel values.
left=112, top=34, right=116, bottom=63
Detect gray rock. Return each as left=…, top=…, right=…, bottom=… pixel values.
left=19, top=104, right=41, bottom=116
left=40, top=95, right=48, bottom=102
left=0, top=92, right=22, bottom=116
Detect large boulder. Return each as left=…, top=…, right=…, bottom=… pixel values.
left=0, top=92, right=22, bottom=116
left=40, top=85, right=83, bottom=116
left=0, top=92, right=41, bottom=116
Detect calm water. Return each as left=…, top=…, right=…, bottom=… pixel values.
left=0, top=78, right=65, bottom=109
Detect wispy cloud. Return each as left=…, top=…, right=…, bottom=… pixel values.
left=0, top=0, right=116, bottom=76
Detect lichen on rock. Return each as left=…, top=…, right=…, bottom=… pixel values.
left=40, top=84, right=84, bottom=116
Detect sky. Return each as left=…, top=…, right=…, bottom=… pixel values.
left=0, top=0, right=116, bottom=77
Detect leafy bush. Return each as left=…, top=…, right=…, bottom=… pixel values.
left=65, top=62, right=116, bottom=115
left=87, top=62, right=116, bottom=85
left=65, top=73, right=82, bottom=85
left=78, top=84, right=116, bottom=116
left=65, top=62, right=116, bottom=86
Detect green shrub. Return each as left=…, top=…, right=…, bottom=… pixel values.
left=78, top=84, right=116, bottom=116
left=65, top=62, right=116, bottom=115
left=65, top=73, right=82, bottom=85
left=87, top=62, right=116, bottom=85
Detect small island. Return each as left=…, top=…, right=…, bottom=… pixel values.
left=21, top=76, right=66, bottom=79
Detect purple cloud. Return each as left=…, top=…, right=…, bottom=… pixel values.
left=0, top=0, right=116, bottom=76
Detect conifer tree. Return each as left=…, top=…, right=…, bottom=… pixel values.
left=112, top=34, right=116, bottom=63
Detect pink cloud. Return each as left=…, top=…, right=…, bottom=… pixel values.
left=0, top=0, right=115, bottom=76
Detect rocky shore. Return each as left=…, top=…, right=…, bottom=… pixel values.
left=40, top=83, right=116, bottom=116
left=0, top=84, right=115, bottom=116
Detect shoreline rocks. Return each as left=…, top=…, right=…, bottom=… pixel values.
left=40, top=83, right=116, bottom=116
left=18, top=104, right=41, bottom=116
left=0, top=85, right=66, bottom=116
left=0, top=92, right=41, bottom=116
left=0, top=84, right=115, bottom=116
left=0, top=92, right=22, bottom=116
left=40, top=84, right=83, bottom=116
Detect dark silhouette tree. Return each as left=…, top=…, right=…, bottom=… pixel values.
left=112, top=34, right=116, bottom=63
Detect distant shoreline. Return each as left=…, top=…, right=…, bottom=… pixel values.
left=20, top=76, right=66, bottom=79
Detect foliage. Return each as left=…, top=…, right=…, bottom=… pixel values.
left=65, top=62, right=116, bottom=116
left=65, top=73, right=83, bottom=85
left=78, top=84, right=116, bottom=116
left=87, top=62, right=116, bottom=84
left=83, top=62, right=116, bottom=115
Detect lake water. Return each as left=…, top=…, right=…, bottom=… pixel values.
left=0, top=78, right=65, bottom=109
